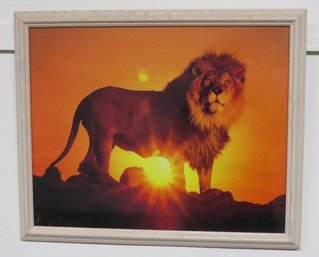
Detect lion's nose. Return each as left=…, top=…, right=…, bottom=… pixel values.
left=211, top=86, right=223, bottom=96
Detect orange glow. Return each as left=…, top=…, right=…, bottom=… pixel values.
left=110, top=147, right=172, bottom=188
left=29, top=26, right=289, bottom=203
left=110, top=147, right=198, bottom=191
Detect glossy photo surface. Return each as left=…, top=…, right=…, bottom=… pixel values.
left=29, top=26, right=289, bottom=232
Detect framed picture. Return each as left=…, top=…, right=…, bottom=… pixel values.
left=15, top=9, right=306, bottom=249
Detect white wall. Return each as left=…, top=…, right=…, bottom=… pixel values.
left=1, top=1, right=319, bottom=256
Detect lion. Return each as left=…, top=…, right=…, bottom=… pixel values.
left=48, top=52, right=246, bottom=193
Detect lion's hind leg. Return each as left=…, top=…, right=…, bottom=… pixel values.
left=91, top=131, right=114, bottom=175
left=78, top=144, right=97, bottom=174
left=91, top=133, right=119, bottom=185
left=79, top=131, right=118, bottom=186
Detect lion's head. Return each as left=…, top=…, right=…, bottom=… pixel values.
left=185, top=52, right=246, bottom=130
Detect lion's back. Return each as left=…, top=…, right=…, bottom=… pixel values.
left=79, top=86, right=164, bottom=130
left=81, top=86, right=159, bottom=111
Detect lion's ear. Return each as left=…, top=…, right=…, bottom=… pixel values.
left=192, top=66, right=202, bottom=76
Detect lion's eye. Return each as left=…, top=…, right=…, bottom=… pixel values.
left=224, top=79, right=230, bottom=87
left=192, top=66, right=202, bottom=76
left=204, top=78, right=212, bottom=87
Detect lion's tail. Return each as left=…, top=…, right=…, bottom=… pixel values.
left=48, top=105, right=82, bottom=169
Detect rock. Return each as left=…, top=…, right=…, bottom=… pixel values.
left=43, top=166, right=62, bottom=183
left=269, top=194, right=286, bottom=220
left=120, top=167, right=147, bottom=188
left=65, top=173, right=87, bottom=184
left=33, top=167, right=286, bottom=232
left=201, top=188, right=234, bottom=202
left=189, top=189, right=236, bottom=230
left=84, top=171, right=120, bottom=188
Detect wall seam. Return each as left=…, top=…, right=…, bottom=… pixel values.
left=1, top=50, right=319, bottom=55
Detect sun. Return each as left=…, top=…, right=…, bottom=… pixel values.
left=109, top=147, right=200, bottom=190
left=109, top=147, right=174, bottom=188
left=138, top=71, right=149, bottom=82
left=142, top=156, right=172, bottom=187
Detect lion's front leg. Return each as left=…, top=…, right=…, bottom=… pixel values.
left=198, top=165, right=213, bottom=193
left=170, top=157, right=186, bottom=191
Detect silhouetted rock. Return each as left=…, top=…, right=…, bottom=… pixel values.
left=120, top=167, right=147, bottom=187
left=65, top=173, right=87, bottom=184
left=33, top=169, right=286, bottom=232
left=268, top=194, right=286, bottom=231
left=188, top=189, right=236, bottom=230
left=84, top=171, right=119, bottom=188
left=43, top=166, right=62, bottom=183
left=270, top=195, right=286, bottom=216
left=65, top=171, right=120, bottom=188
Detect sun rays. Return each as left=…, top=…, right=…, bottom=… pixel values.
left=109, top=146, right=201, bottom=192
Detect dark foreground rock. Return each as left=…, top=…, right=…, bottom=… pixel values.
left=33, top=168, right=285, bottom=232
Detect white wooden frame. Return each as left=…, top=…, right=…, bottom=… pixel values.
left=15, top=9, right=306, bottom=250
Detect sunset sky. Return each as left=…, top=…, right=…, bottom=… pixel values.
left=29, top=26, right=289, bottom=204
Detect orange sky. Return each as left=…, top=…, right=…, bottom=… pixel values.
left=29, top=26, right=289, bottom=204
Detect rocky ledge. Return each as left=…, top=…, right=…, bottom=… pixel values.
left=33, top=166, right=285, bottom=232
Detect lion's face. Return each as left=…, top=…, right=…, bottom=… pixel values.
left=186, top=53, right=246, bottom=130
left=195, top=70, right=235, bottom=115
